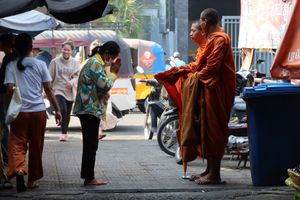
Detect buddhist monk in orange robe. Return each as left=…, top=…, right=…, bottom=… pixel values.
left=155, top=21, right=208, bottom=178
left=156, top=8, right=235, bottom=184
left=191, top=8, right=235, bottom=185
left=155, top=21, right=207, bottom=113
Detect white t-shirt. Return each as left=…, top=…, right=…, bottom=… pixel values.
left=4, top=57, right=52, bottom=112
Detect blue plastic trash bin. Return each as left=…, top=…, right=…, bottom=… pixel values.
left=243, top=83, right=300, bottom=186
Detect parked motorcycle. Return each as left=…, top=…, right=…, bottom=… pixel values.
left=158, top=106, right=182, bottom=163
left=139, top=68, right=180, bottom=155
left=230, top=58, right=266, bottom=128
left=142, top=79, right=164, bottom=140
left=229, top=69, right=251, bottom=129
left=136, top=66, right=164, bottom=140
left=156, top=105, right=179, bottom=156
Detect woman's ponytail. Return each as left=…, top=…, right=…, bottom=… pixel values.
left=17, top=57, right=25, bottom=71
left=15, top=33, right=33, bottom=71
left=88, top=41, right=120, bottom=58
left=89, top=46, right=101, bottom=57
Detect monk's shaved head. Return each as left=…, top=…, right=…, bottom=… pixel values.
left=200, top=8, right=219, bottom=26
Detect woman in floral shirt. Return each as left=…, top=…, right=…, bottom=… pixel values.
left=73, top=41, right=121, bottom=186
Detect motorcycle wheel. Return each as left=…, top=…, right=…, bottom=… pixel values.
left=157, top=115, right=179, bottom=156
left=175, top=144, right=183, bottom=165
left=144, top=105, right=154, bottom=140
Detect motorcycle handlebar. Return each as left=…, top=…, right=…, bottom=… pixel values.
left=139, top=79, right=160, bottom=87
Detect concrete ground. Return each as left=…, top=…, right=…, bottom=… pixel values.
left=0, top=112, right=296, bottom=199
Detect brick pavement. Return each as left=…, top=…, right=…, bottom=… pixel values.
left=0, top=113, right=295, bottom=199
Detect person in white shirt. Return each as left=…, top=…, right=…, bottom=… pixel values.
left=4, top=33, right=62, bottom=192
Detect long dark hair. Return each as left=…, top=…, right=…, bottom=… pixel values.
left=89, top=41, right=120, bottom=58
left=0, top=33, right=15, bottom=53
left=15, top=33, right=33, bottom=71
left=62, top=40, right=74, bottom=50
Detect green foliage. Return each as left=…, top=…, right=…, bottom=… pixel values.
left=98, top=0, right=145, bottom=38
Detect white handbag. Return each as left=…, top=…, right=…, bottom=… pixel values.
left=5, top=65, right=22, bottom=124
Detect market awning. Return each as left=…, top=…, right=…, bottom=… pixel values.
left=0, top=10, right=62, bottom=37
left=0, top=0, right=112, bottom=24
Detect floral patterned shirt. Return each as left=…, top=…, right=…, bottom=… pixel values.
left=73, top=54, right=117, bottom=119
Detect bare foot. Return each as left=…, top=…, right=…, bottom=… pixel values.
left=27, top=182, right=39, bottom=189
left=189, top=171, right=209, bottom=181
left=194, top=176, right=226, bottom=185
left=84, top=179, right=108, bottom=186
left=98, top=134, right=107, bottom=140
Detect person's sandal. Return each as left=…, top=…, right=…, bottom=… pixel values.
left=59, top=134, right=68, bottom=142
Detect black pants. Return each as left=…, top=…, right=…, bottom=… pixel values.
left=78, top=114, right=100, bottom=180
left=55, top=95, right=73, bottom=134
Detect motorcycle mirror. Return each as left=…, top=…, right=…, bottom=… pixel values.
left=136, top=66, right=145, bottom=74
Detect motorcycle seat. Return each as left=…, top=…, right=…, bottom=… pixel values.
left=233, top=96, right=246, bottom=112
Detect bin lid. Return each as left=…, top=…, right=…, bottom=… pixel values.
left=242, top=83, right=300, bottom=100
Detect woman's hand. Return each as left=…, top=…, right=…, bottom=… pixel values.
left=110, top=57, right=121, bottom=74
left=55, top=111, right=63, bottom=126
left=43, top=82, right=63, bottom=126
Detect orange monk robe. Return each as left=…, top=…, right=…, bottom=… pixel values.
left=188, top=44, right=206, bottom=72
left=154, top=44, right=206, bottom=113
left=154, top=67, right=188, bottom=113
left=174, top=44, right=207, bottom=108
left=196, top=31, right=236, bottom=159
left=180, top=74, right=204, bottom=163
left=155, top=45, right=207, bottom=164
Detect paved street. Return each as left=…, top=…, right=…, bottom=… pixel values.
left=0, top=112, right=295, bottom=199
